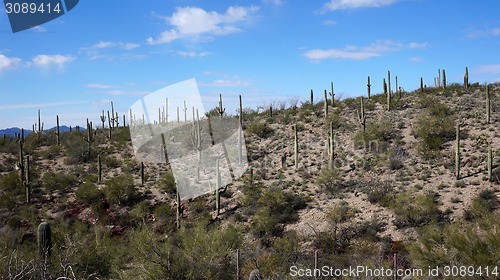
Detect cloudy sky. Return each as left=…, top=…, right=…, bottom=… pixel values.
left=1, top=0, right=499, bottom=128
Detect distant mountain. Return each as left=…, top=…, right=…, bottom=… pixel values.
left=0, top=126, right=73, bottom=137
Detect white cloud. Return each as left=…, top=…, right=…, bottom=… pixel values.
left=105, top=89, right=149, bottom=95
left=476, top=64, right=500, bottom=75
left=86, top=83, right=121, bottom=89
left=465, top=27, right=500, bottom=38
left=176, top=50, right=210, bottom=58
left=86, top=41, right=140, bottom=50
left=200, top=79, right=250, bottom=87
left=408, top=56, right=423, bottom=62
left=32, top=26, right=47, bottom=33
left=0, top=101, right=83, bottom=110
left=147, top=6, right=259, bottom=45
left=0, top=54, right=22, bottom=72
left=322, top=20, right=337, bottom=25
left=31, top=54, right=74, bottom=69
left=304, top=40, right=428, bottom=62
left=262, top=0, right=284, bottom=5
left=321, top=0, right=396, bottom=11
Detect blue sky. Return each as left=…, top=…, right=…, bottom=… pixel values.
left=1, top=0, right=500, bottom=129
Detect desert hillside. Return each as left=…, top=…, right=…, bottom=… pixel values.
left=0, top=76, right=499, bottom=279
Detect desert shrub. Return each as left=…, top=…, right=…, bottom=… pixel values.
left=38, top=144, right=62, bottom=160
left=245, top=121, right=274, bottom=138
left=326, top=200, right=356, bottom=224
left=102, top=155, right=120, bottom=168
left=315, top=168, right=344, bottom=195
left=389, top=190, right=442, bottom=228
left=0, top=171, right=23, bottom=196
left=410, top=211, right=500, bottom=270
left=352, top=120, right=394, bottom=153
left=103, top=175, right=139, bottom=206
left=464, top=189, right=499, bottom=221
left=158, top=170, right=176, bottom=195
left=0, top=137, right=19, bottom=155
left=413, top=97, right=455, bottom=157
left=42, top=172, right=78, bottom=191
left=75, top=182, right=104, bottom=205
left=63, top=132, right=95, bottom=164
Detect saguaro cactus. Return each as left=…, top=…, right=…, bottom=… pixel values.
left=328, top=121, right=335, bottom=169
left=487, top=144, right=493, bottom=182
left=140, top=162, right=145, bottom=185
left=239, top=95, right=243, bottom=164
left=367, top=76, right=371, bottom=99
left=98, top=155, right=102, bottom=183
left=420, top=77, right=424, bottom=93
left=84, top=121, right=94, bottom=155
left=215, top=159, right=221, bottom=217
left=25, top=156, right=30, bottom=203
left=329, top=82, right=335, bottom=106
left=356, top=96, right=366, bottom=131
left=442, top=69, right=446, bottom=89
left=464, top=67, right=469, bottom=89
left=17, top=140, right=25, bottom=183
left=310, top=89, right=314, bottom=104
left=294, top=124, right=299, bottom=169
left=486, top=85, right=491, bottom=124
left=323, top=89, right=328, bottom=119
left=100, top=110, right=106, bottom=129
left=191, top=108, right=202, bottom=161
left=176, top=188, right=182, bottom=229
left=55, top=115, right=60, bottom=145
left=387, top=71, right=391, bottom=111
left=38, top=222, right=52, bottom=258
left=455, top=123, right=460, bottom=180
left=217, top=94, right=226, bottom=119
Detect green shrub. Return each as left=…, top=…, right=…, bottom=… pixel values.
left=413, top=97, right=455, bottom=157
left=103, top=175, right=139, bottom=205
left=245, top=121, right=274, bottom=138
left=315, top=168, right=344, bottom=195
left=158, top=170, right=176, bottom=195
left=389, top=190, right=442, bottom=228
left=75, top=182, right=104, bottom=205
left=42, top=172, right=78, bottom=191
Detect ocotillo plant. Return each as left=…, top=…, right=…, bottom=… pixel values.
left=442, top=69, right=446, bottom=89
left=25, top=156, right=30, bottom=203
left=329, top=82, right=335, bottom=106
left=38, top=222, right=52, bottom=258
left=455, top=123, right=460, bottom=180
left=294, top=124, right=299, bottom=169
left=367, top=76, right=371, bottom=99
left=486, top=85, right=491, bottom=124
left=464, top=67, right=469, bottom=89
left=323, top=89, right=328, bottom=119
left=328, top=121, right=335, bottom=169
left=98, top=155, right=102, bottom=183
left=84, top=120, right=94, bottom=156
left=420, top=77, right=424, bottom=93
left=100, top=110, right=106, bottom=129
left=488, top=144, right=493, bottom=182
left=217, top=94, right=226, bottom=119
left=55, top=115, right=60, bottom=145
left=310, top=89, right=314, bottom=104
left=356, top=96, right=366, bottom=132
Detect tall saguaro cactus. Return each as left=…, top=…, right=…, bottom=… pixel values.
left=239, top=95, right=243, bottom=164
left=25, top=156, right=30, bottom=203
left=294, top=124, right=299, bottom=169
left=487, top=145, right=493, bottom=182
left=442, top=69, right=447, bottom=89
left=217, top=94, right=226, bottom=119
left=328, top=121, right=335, bottom=169
left=420, top=77, right=424, bottom=93
left=38, top=222, right=52, bottom=258
left=356, top=96, right=366, bottom=131
left=464, top=67, right=469, bottom=89
left=486, top=85, right=491, bottom=124
left=329, top=82, right=335, bottom=106
left=310, top=89, right=314, bottom=104
left=367, top=76, right=371, bottom=99
left=191, top=108, right=202, bottom=161
left=55, top=115, right=60, bottom=145
left=387, top=71, right=391, bottom=111
left=455, top=123, right=461, bottom=180
left=215, top=159, right=221, bottom=217
left=84, top=120, right=94, bottom=156
left=323, top=89, right=328, bottom=119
